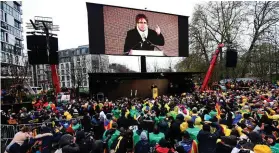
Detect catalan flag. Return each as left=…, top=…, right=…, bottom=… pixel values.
left=104, top=119, right=113, bottom=130
left=215, top=102, right=221, bottom=119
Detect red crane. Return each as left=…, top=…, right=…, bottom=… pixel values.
left=200, top=43, right=224, bottom=92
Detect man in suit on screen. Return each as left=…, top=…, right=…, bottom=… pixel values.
left=124, top=14, right=165, bottom=54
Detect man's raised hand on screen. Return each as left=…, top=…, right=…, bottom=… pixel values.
left=155, top=25, right=161, bottom=35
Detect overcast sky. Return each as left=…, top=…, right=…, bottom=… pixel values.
left=22, top=0, right=201, bottom=71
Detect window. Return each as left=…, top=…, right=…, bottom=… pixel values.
left=76, top=49, right=80, bottom=55
left=83, top=81, right=87, bottom=86
left=60, top=64, right=64, bottom=69
left=1, top=42, right=6, bottom=51
left=0, top=10, right=2, bottom=20
left=61, top=70, right=65, bottom=75
left=4, top=13, right=7, bottom=22
left=40, top=75, right=44, bottom=80
left=15, top=38, right=20, bottom=46
left=14, top=20, right=20, bottom=29
left=15, top=56, right=18, bottom=64
left=1, top=31, right=4, bottom=41
left=13, top=2, right=20, bottom=11
left=81, top=48, right=86, bottom=54
left=76, top=56, right=80, bottom=62
left=66, top=63, right=69, bottom=70
left=62, top=76, right=65, bottom=81
left=83, top=68, right=86, bottom=73
left=67, top=82, right=70, bottom=87
left=1, top=52, right=5, bottom=62
left=82, top=56, right=86, bottom=61
left=9, top=54, right=12, bottom=63
left=5, top=33, right=8, bottom=43
left=67, top=75, right=70, bottom=81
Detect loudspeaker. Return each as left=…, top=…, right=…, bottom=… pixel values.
left=49, top=51, right=59, bottom=65
left=27, top=35, right=59, bottom=65
left=27, top=35, right=58, bottom=52
left=226, top=49, right=237, bottom=67
left=28, top=50, right=48, bottom=64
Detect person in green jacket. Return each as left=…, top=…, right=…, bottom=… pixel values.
left=112, top=107, right=121, bottom=120
left=149, top=125, right=165, bottom=146
left=102, top=122, right=120, bottom=150
left=185, top=120, right=200, bottom=143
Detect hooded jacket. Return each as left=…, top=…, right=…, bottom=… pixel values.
left=197, top=123, right=222, bottom=153
left=76, top=131, right=95, bottom=153
left=135, top=132, right=150, bottom=153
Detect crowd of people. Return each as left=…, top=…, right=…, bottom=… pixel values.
left=1, top=80, right=279, bottom=153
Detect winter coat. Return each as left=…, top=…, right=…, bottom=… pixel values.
left=215, top=142, right=234, bottom=153
left=176, top=139, right=198, bottom=153
left=197, top=124, right=221, bottom=153
left=103, top=129, right=120, bottom=150
left=76, top=131, right=95, bottom=153
left=149, top=132, right=165, bottom=146
left=62, top=143, right=79, bottom=153
left=134, top=140, right=150, bottom=153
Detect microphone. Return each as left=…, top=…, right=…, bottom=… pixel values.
left=143, top=36, right=162, bottom=51
left=125, top=41, right=143, bottom=55
left=131, top=41, right=143, bottom=50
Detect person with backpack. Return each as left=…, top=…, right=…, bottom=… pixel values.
left=176, top=131, right=198, bottom=153
left=102, top=123, right=120, bottom=151
left=133, top=124, right=148, bottom=147
left=110, top=129, right=133, bottom=153
left=135, top=132, right=150, bottom=153
left=75, top=131, right=95, bottom=153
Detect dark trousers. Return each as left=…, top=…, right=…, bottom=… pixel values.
left=7, top=143, right=21, bottom=153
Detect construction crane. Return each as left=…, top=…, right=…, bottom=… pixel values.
left=200, top=43, right=224, bottom=92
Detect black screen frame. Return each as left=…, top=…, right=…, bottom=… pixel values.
left=86, top=2, right=189, bottom=57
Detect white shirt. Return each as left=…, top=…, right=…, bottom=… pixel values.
left=137, top=26, right=148, bottom=42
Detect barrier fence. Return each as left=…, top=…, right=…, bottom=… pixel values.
left=1, top=118, right=83, bottom=145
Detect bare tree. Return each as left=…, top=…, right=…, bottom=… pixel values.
left=241, top=1, right=279, bottom=77
left=188, top=2, right=248, bottom=79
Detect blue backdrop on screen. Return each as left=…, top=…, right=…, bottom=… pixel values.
left=86, top=2, right=189, bottom=57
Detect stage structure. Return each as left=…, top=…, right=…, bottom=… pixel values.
left=89, top=72, right=201, bottom=100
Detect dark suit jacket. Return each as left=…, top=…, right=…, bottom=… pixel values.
left=124, top=28, right=165, bottom=53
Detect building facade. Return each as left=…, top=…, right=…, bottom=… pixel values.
left=1, top=1, right=25, bottom=88
left=29, top=45, right=110, bottom=89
